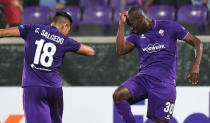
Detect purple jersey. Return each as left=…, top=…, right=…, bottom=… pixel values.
left=18, top=24, right=81, bottom=88
left=126, top=20, right=188, bottom=85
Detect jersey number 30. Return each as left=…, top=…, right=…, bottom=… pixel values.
left=164, top=102, right=174, bottom=114
left=34, top=39, right=56, bottom=67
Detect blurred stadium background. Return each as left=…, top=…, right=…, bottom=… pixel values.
left=0, top=0, right=210, bottom=123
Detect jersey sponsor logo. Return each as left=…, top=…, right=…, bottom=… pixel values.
left=142, top=43, right=165, bottom=53
left=31, top=64, right=52, bottom=71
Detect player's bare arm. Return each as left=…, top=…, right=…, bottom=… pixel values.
left=183, top=33, right=203, bottom=84
left=0, top=27, right=20, bottom=37
left=116, top=11, right=135, bottom=55
left=76, top=44, right=95, bottom=56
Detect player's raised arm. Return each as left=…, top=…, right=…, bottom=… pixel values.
left=76, top=44, right=95, bottom=56
left=183, top=32, right=203, bottom=84
left=0, top=27, right=20, bottom=37
left=116, top=11, right=135, bottom=55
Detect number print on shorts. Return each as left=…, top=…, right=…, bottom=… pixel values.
left=34, top=39, right=56, bottom=67
left=164, top=102, right=174, bottom=114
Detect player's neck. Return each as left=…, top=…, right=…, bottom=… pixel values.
left=148, top=19, right=154, bottom=30
left=144, top=18, right=153, bottom=31
left=51, top=23, right=59, bottom=29
left=51, top=23, right=63, bottom=34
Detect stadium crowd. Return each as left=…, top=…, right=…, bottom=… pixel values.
left=0, top=0, right=210, bottom=35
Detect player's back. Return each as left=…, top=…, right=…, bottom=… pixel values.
left=18, top=24, right=81, bottom=87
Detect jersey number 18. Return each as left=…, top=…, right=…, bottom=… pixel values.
left=33, top=39, right=56, bottom=67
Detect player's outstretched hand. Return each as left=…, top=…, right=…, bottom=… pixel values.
left=119, top=11, right=128, bottom=24
left=187, top=64, right=200, bottom=84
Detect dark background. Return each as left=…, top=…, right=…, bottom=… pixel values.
left=0, top=42, right=209, bottom=86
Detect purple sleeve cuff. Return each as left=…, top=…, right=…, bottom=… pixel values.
left=180, top=31, right=189, bottom=40
left=18, top=24, right=31, bottom=39
left=18, top=25, right=25, bottom=38
left=67, top=38, right=81, bottom=52
left=172, top=22, right=189, bottom=40
left=126, top=33, right=137, bottom=46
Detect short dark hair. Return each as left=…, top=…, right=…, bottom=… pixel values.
left=127, top=6, right=144, bottom=26
left=52, top=11, right=73, bottom=26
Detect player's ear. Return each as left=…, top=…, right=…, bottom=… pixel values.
left=63, top=23, right=71, bottom=35
left=59, top=24, right=64, bottom=30
left=63, top=23, right=69, bottom=29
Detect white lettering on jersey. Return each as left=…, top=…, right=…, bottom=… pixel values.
left=35, top=28, right=40, bottom=33
left=142, top=43, right=165, bottom=53
left=41, top=30, right=64, bottom=45
left=31, top=64, right=52, bottom=71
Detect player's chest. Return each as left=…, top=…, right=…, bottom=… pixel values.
left=136, top=29, right=172, bottom=53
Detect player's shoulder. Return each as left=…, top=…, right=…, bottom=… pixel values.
left=126, top=31, right=140, bottom=43
left=37, top=24, right=51, bottom=30
left=156, top=20, right=177, bottom=25
left=156, top=20, right=181, bottom=29
left=157, top=20, right=178, bottom=26
left=65, top=36, right=76, bottom=43
left=60, top=35, right=75, bottom=45
left=128, top=31, right=139, bottom=37
left=23, top=24, right=45, bottom=28
left=20, top=24, right=49, bottom=31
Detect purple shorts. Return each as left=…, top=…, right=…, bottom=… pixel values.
left=121, top=74, right=176, bottom=122
left=23, top=86, right=63, bottom=123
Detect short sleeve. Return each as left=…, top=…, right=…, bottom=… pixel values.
left=171, top=21, right=188, bottom=40
left=126, top=32, right=137, bottom=46
left=18, top=24, right=31, bottom=39
left=66, top=38, right=81, bottom=52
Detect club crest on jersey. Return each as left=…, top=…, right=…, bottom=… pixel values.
left=159, top=29, right=164, bottom=36
left=140, top=34, right=146, bottom=39
left=142, top=43, right=165, bottom=53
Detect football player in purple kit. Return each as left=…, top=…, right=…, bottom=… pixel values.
left=0, top=12, right=95, bottom=123
left=113, top=7, right=203, bottom=123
